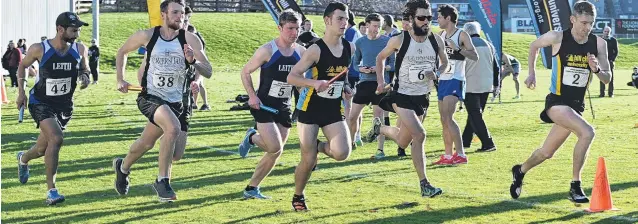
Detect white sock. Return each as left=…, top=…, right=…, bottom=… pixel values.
left=456, top=153, right=466, bottom=158
left=119, top=164, right=129, bottom=174
left=355, top=132, right=361, bottom=140
left=18, top=153, right=27, bottom=165
left=157, top=176, right=169, bottom=182
left=444, top=154, right=453, bottom=159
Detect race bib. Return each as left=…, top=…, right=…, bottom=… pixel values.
left=441, top=60, right=456, bottom=79
left=562, top=67, right=590, bottom=87
left=317, top=81, right=344, bottom=99
left=152, top=73, right=179, bottom=89
left=268, top=80, right=293, bottom=98
left=408, top=64, right=433, bottom=83
left=46, top=77, right=71, bottom=96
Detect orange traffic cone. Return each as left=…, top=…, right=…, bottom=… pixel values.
left=585, top=157, right=619, bottom=213
left=1, top=78, right=9, bottom=104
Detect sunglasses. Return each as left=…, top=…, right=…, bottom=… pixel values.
left=415, top=15, right=432, bottom=21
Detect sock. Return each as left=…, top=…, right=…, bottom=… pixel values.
left=456, top=153, right=466, bottom=158
left=571, top=180, right=581, bottom=188
left=157, top=176, right=169, bottom=182
left=245, top=185, right=256, bottom=191
left=248, top=132, right=256, bottom=145
left=18, top=153, right=27, bottom=165
left=120, top=164, right=130, bottom=175
left=444, top=154, right=453, bottom=159
left=420, top=178, right=430, bottom=186
left=355, top=131, right=361, bottom=140
left=378, top=149, right=384, bottom=153
left=48, top=188, right=57, bottom=193
left=384, top=117, right=390, bottom=126
left=293, top=194, right=305, bottom=200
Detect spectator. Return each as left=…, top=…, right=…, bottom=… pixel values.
left=298, top=19, right=319, bottom=48
left=17, top=39, right=27, bottom=55
left=382, top=14, right=399, bottom=36
left=89, top=38, right=100, bottom=84
left=345, top=10, right=363, bottom=43
left=600, top=26, right=618, bottom=97
left=358, top=21, right=367, bottom=36
left=628, top=67, right=638, bottom=88
left=2, top=41, right=22, bottom=87
left=462, top=22, right=498, bottom=152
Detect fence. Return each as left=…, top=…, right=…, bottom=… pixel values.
left=93, top=0, right=403, bottom=20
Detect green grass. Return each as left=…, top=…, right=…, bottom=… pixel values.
left=2, top=12, right=638, bottom=223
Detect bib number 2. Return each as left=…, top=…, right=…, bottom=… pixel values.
left=562, top=67, right=590, bottom=87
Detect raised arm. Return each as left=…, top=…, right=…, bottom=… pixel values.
left=593, top=37, right=612, bottom=84
left=77, top=43, right=91, bottom=89
left=433, top=34, right=449, bottom=74
left=287, top=44, right=321, bottom=89
left=459, top=31, right=478, bottom=61
left=375, top=35, right=401, bottom=87
left=116, top=29, right=152, bottom=92
left=185, top=31, right=212, bottom=78
left=241, top=44, right=270, bottom=105
left=16, top=43, right=43, bottom=109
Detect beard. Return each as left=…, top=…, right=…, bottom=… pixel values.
left=168, top=22, right=182, bottom=30
left=412, top=22, right=430, bottom=36
left=62, top=35, right=76, bottom=43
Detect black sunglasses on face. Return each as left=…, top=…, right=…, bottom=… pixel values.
left=415, top=15, right=432, bottom=21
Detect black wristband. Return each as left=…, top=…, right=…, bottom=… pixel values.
left=593, top=66, right=601, bottom=74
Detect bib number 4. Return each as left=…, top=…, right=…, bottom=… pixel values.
left=46, top=78, right=72, bottom=96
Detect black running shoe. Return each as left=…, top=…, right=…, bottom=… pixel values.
left=200, top=104, right=211, bottom=111
left=152, top=178, right=177, bottom=202
left=476, top=146, right=497, bottom=152
left=568, top=181, right=590, bottom=203
left=397, top=147, right=407, bottom=157
left=292, top=195, right=308, bottom=211
left=510, top=164, right=525, bottom=199
left=113, top=158, right=130, bottom=195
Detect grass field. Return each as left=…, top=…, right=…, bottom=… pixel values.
left=2, top=12, right=638, bottom=223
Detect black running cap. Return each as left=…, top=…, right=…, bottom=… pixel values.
left=56, top=12, right=89, bottom=28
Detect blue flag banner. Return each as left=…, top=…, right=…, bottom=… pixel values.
left=468, top=0, right=502, bottom=72
left=261, top=0, right=306, bottom=25
left=526, top=0, right=572, bottom=69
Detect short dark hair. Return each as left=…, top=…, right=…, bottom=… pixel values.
left=323, top=2, right=348, bottom=18
left=573, top=0, right=596, bottom=17
left=403, top=0, right=430, bottom=20
left=279, top=9, right=302, bottom=26
left=160, top=0, right=185, bottom=13
left=365, top=13, right=383, bottom=24
left=185, top=6, right=192, bottom=14
left=358, top=21, right=366, bottom=28
left=383, top=14, right=394, bottom=27
left=438, top=4, right=458, bottom=23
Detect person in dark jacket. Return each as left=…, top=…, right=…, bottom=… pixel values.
left=600, top=26, right=618, bottom=97
left=88, top=39, right=100, bottom=84
left=2, top=41, right=22, bottom=87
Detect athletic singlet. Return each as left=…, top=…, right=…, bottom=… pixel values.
left=30, top=40, right=81, bottom=104
left=394, top=33, right=437, bottom=95
left=142, top=26, right=189, bottom=103
left=297, top=38, right=351, bottom=111
left=550, top=29, right=598, bottom=101
left=440, top=29, right=466, bottom=81
left=257, top=40, right=301, bottom=110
